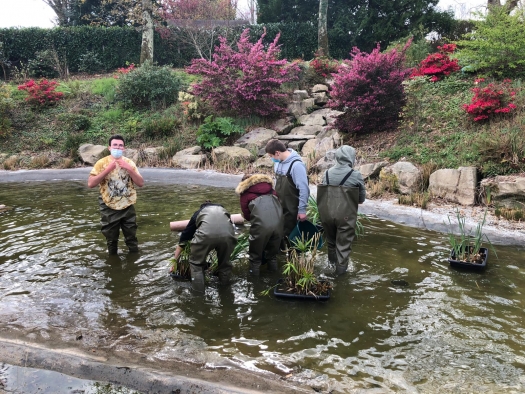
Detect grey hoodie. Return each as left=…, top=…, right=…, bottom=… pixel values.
left=322, top=145, right=366, bottom=203
left=273, top=149, right=309, bottom=214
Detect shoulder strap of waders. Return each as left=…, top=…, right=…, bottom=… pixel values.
left=286, top=159, right=302, bottom=177
left=338, top=168, right=354, bottom=186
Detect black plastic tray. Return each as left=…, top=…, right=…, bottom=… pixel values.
left=448, top=247, right=488, bottom=269
left=273, top=279, right=331, bottom=300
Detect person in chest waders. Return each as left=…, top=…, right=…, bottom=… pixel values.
left=172, top=201, right=237, bottom=292
left=317, top=145, right=366, bottom=275
left=236, top=174, right=284, bottom=276
left=265, top=139, right=309, bottom=251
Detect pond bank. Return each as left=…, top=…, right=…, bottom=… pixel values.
left=2, top=168, right=523, bottom=246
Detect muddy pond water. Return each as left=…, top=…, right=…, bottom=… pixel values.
left=1, top=181, right=524, bottom=393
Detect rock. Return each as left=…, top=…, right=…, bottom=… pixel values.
left=293, top=90, right=309, bottom=100
left=287, top=98, right=315, bottom=118
left=313, top=92, right=329, bottom=105
left=234, top=127, right=277, bottom=151
left=212, top=146, right=253, bottom=163
left=78, top=144, right=106, bottom=165
left=300, top=139, right=318, bottom=158
left=383, top=161, right=421, bottom=195
left=480, top=174, right=525, bottom=207
left=278, top=134, right=316, bottom=141
left=356, top=161, right=389, bottom=180
left=254, top=156, right=274, bottom=168
left=124, top=148, right=139, bottom=163
left=297, top=114, right=326, bottom=127
left=288, top=140, right=307, bottom=151
left=429, top=167, right=478, bottom=206
left=175, top=146, right=202, bottom=156
left=287, top=125, right=324, bottom=136
left=172, top=154, right=206, bottom=169
left=270, top=118, right=295, bottom=135
left=312, top=84, right=329, bottom=93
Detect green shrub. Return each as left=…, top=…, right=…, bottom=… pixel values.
left=115, top=61, right=183, bottom=109
left=27, top=50, right=60, bottom=78
left=196, top=116, right=244, bottom=150
left=141, top=111, right=181, bottom=139
left=0, top=82, right=13, bottom=138
left=62, top=132, right=85, bottom=158
left=78, top=50, right=104, bottom=74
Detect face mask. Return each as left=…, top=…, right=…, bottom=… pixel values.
left=110, top=149, right=123, bottom=159
left=271, top=158, right=281, bottom=163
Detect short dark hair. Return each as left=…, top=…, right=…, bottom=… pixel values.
left=265, top=139, right=286, bottom=154
left=108, top=134, right=125, bottom=146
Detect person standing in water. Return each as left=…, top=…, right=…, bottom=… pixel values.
left=317, top=145, right=366, bottom=275
left=236, top=174, right=284, bottom=276
left=88, top=134, right=144, bottom=255
left=265, top=139, right=309, bottom=248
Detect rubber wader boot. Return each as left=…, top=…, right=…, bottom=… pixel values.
left=190, top=265, right=205, bottom=292
left=267, top=259, right=278, bottom=272
left=328, top=248, right=338, bottom=265
left=107, top=240, right=118, bottom=255
left=217, top=272, right=230, bottom=286
left=335, top=264, right=348, bottom=276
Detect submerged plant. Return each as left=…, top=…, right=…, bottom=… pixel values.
left=170, top=242, right=192, bottom=279
left=446, top=208, right=496, bottom=263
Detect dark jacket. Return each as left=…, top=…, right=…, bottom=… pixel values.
left=235, top=174, right=277, bottom=221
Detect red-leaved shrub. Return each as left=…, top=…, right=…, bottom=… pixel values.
left=463, top=78, right=517, bottom=122
left=113, top=63, right=135, bottom=79
left=17, top=79, right=64, bottom=107
left=328, top=43, right=412, bottom=135
left=411, top=43, right=460, bottom=82
left=186, top=29, right=300, bottom=118
left=310, top=51, right=339, bottom=78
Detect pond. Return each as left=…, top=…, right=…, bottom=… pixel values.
left=0, top=181, right=524, bottom=393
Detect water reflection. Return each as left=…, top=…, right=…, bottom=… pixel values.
left=0, top=181, right=524, bottom=392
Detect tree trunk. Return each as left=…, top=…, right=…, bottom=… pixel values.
left=140, top=0, right=154, bottom=64
left=318, top=0, right=329, bottom=57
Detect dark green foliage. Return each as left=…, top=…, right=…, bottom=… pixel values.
left=141, top=111, right=181, bottom=139
left=27, top=50, right=59, bottom=78
left=61, top=132, right=85, bottom=158
left=196, top=116, right=244, bottom=150
left=115, top=62, right=183, bottom=110
left=78, top=50, right=104, bottom=74
left=58, top=113, right=91, bottom=131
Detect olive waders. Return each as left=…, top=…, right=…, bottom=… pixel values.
left=275, top=159, right=302, bottom=242
left=189, top=205, right=236, bottom=292
left=99, top=196, right=138, bottom=254
left=317, top=170, right=359, bottom=275
left=248, top=194, right=283, bottom=276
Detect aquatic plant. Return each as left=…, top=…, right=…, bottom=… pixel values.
left=170, top=242, right=192, bottom=279
left=207, top=232, right=250, bottom=273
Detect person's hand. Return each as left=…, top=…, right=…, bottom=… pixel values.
left=115, top=159, right=132, bottom=172
left=106, top=160, right=118, bottom=172
left=169, top=265, right=174, bottom=273
left=297, top=213, right=307, bottom=222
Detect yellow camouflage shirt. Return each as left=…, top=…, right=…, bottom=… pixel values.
left=89, top=155, right=140, bottom=210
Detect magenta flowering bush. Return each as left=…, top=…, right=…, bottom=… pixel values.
left=328, top=43, right=412, bottom=135
left=186, top=29, right=300, bottom=118
left=463, top=78, right=517, bottom=122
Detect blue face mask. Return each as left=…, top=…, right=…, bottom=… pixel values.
left=110, top=149, right=123, bottom=159
left=271, top=158, right=281, bottom=163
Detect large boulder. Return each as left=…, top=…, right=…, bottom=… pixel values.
left=298, top=114, right=326, bottom=127
left=382, top=161, right=421, bottom=195
left=270, top=118, right=295, bottom=135
left=480, top=174, right=525, bottom=207
left=287, top=125, right=324, bottom=136
left=234, top=128, right=277, bottom=151
left=78, top=144, right=106, bottom=165
left=429, top=167, right=478, bottom=206
left=175, top=146, right=202, bottom=156
left=288, top=98, right=315, bottom=118
left=356, top=161, right=389, bottom=180
left=254, top=156, right=274, bottom=168
left=212, top=146, right=253, bottom=163
left=172, top=154, right=206, bottom=169
left=312, top=84, right=329, bottom=93
left=125, top=148, right=139, bottom=163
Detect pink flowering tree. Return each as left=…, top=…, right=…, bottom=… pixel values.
left=463, top=78, right=517, bottom=122
left=328, top=43, right=412, bottom=135
left=186, top=29, right=300, bottom=118
left=411, top=43, right=460, bottom=82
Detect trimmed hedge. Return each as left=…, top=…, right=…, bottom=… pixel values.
left=0, top=23, right=352, bottom=78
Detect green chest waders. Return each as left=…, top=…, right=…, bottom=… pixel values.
left=247, top=194, right=284, bottom=275
left=189, top=205, right=237, bottom=291
left=317, top=169, right=359, bottom=274
left=275, top=159, right=301, bottom=238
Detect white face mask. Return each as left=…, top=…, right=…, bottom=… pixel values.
left=110, top=149, right=123, bottom=159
